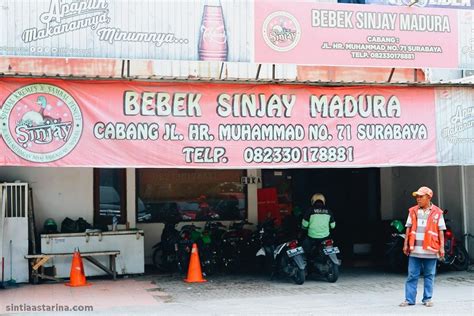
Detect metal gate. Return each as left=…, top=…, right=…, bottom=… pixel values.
left=0, top=183, right=29, bottom=283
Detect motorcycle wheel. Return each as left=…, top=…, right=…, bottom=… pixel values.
left=152, top=246, right=163, bottom=271
left=177, top=248, right=191, bottom=274
left=201, top=257, right=217, bottom=276
left=223, top=256, right=240, bottom=273
left=452, top=246, right=470, bottom=271
left=326, top=260, right=339, bottom=283
left=152, top=246, right=176, bottom=272
left=292, top=267, right=306, bottom=285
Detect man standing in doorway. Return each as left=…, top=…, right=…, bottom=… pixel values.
left=400, top=186, right=446, bottom=308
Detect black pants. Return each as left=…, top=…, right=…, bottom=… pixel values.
left=302, top=236, right=328, bottom=259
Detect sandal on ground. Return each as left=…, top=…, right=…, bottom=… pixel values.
left=423, top=301, right=434, bottom=307
left=399, top=301, right=412, bottom=307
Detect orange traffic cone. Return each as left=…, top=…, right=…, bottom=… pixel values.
left=65, top=249, right=90, bottom=287
left=184, top=243, right=207, bottom=283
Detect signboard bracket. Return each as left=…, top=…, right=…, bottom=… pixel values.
left=388, top=68, right=395, bottom=82
left=121, top=60, right=131, bottom=78
left=256, top=64, right=262, bottom=80
left=219, top=62, right=225, bottom=80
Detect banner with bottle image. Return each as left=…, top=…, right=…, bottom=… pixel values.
left=1, top=0, right=473, bottom=70
left=0, top=0, right=247, bottom=62
left=0, top=78, right=472, bottom=167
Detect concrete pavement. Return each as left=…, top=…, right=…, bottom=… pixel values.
left=0, top=267, right=472, bottom=315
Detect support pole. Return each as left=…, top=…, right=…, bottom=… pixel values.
left=121, top=60, right=126, bottom=78
left=219, top=62, right=225, bottom=80
left=436, top=167, right=442, bottom=207
left=387, top=68, right=395, bottom=82
left=255, top=64, right=262, bottom=80
left=461, top=166, right=469, bottom=252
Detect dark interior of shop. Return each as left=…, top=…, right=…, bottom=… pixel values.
left=262, top=168, right=382, bottom=267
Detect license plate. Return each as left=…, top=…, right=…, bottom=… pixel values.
left=323, top=247, right=340, bottom=255
left=287, top=246, right=304, bottom=257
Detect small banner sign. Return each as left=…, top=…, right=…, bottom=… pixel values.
left=0, top=0, right=473, bottom=69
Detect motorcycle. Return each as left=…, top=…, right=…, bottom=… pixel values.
left=198, top=221, right=227, bottom=275
left=221, top=220, right=254, bottom=273
left=152, top=220, right=181, bottom=272
left=306, top=238, right=341, bottom=283
left=255, top=219, right=306, bottom=285
left=175, top=224, right=200, bottom=274
left=440, top=209, right=469, bottom=271
left=385, top=219, right=407, bottom=272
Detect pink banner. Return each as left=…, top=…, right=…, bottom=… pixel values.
left=0, top=78, right=437, bottom=167
left=255, top=1, right=459, bottom=68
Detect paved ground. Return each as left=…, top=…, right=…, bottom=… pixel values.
left=0, top=267, right=473, bottom=315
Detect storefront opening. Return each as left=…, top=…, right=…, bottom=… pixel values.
left=136, top=169, right=247, bottom=223
left=93, top=168, right=127, bottom=225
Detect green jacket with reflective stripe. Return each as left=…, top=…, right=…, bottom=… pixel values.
left=302, top=207, right=336, bottom=239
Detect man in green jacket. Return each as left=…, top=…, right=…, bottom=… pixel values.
left=301, top=193, right=336, bottom=256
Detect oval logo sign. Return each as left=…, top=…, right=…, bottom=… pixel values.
left=262, top=11, right=301, bottom=52
left=0, top=84, right=83, bottom=163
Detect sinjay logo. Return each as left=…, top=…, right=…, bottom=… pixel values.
left=262, top=11, right=301, bottom=52
left=0, top=84, right=83, bottom=162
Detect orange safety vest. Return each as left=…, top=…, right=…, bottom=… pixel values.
left=407, top=204, right=443, bottom=253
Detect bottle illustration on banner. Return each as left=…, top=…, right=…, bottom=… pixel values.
left=198, top=0, right=228, bottom=61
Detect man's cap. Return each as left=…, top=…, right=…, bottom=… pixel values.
left=412, top=186, right=433, bottom=198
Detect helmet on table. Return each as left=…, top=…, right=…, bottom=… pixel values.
left=43, top=218, right=58, bottom=234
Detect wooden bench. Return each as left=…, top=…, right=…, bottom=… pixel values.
left=25, top=251, right=120, bottom=284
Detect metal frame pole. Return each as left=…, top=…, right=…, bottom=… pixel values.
left=460, top=166, right=469, bottom=251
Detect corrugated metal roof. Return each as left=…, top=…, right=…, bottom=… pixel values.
left=0, top=57, right=473, bottom=86
left=1, top=73, right=473, bottom=87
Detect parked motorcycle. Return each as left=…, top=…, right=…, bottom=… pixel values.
left=175, top=224, right=200, bottom=274
left=198, top=221, right=226, bottom=275
left=306, top=238, right=341, bottom=283
left=159, top=222, right=223, bottom=275
left=255, top=219, right=306, bottom=285
left=152, top=220, right=181, bottom=272
left=440, top=210, right=469, bottom=271
left=221, top=220, right=254, bottom=273
left=385, top=219, right=407, bottom=272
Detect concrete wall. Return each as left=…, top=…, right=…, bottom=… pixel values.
left=380, top=168, right=394, bottom=220
left=438, top=167, right=464, bottom=238
left=462, top=166, right=474, bottom=259
left=380, top=166, right=438, bottom=220
left=0, top=167, right=93, bottom=232
left=381, top=166, right=465, bottom=230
